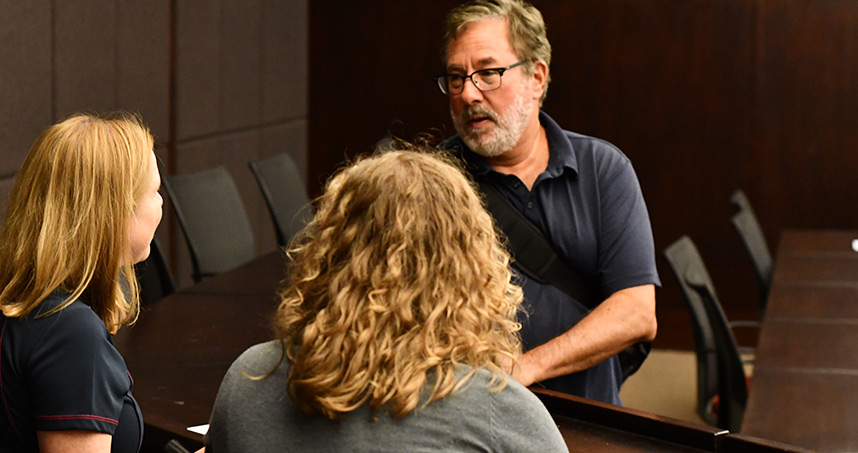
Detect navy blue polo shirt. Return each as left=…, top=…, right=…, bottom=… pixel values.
left=0, top=292, right=143, bottom=452
left=443, top=111, right=659, bottom=404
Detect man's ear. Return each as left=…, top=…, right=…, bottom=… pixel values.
left=530, top=60, right=549, bottom=100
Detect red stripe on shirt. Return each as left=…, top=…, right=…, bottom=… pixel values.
left=35, top=414, right=119, bottom=425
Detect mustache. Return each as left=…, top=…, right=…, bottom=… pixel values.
left=458, top=105, right=499, bottom=124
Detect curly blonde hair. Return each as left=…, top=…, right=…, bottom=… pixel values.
left=0, top=113, right=153, bottom=334
left=275, top=149, right=523, bottom=419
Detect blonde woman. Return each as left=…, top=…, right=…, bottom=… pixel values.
left=204, top=150, right=567, bottom=452
left=0, top=113, right=161, bottom=452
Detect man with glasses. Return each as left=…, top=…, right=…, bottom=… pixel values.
left=437, top=0, right=659, bottom=405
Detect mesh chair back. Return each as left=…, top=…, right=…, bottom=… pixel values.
left=248, top=153, right=312, bottom=247
left=730, top=190, right=773, bottom=309
left=134, top=238, right=176, bottom=305
left=163, top=166, right=255, bottom=282
left=664, top=236, right=748, bottom=431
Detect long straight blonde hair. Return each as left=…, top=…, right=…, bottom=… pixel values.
left=0, top=113, right=154, bottom=334
left=276, top=149, right=523, bottom=419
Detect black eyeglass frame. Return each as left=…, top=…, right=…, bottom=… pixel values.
left=433, top=61, right=526, bottom=95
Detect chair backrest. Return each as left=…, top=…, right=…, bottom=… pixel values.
left=134, top=238, right=176, bottom=305
left=729, top=189, right=753, bottom=214
left=248, top=153, right=312, bottom=247
left=163, top=166, right=256, bottom=282
left=730, top=189, right=773, bottom=309
left=663, top=236, right=748, bottom=431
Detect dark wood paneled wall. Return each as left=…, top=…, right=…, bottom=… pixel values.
left=0, top=0, right=309, bottom=290
left=310, top=0, right=858, bottom=346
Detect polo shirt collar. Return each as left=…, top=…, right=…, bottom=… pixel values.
left=540, top=111, right=578, bottom=178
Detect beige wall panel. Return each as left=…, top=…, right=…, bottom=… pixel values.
left=116, top=0, right=171, bottom=142
left=262, top=0, right=308, bottom=123
left=175, top=0, right=221, bottom=140
left=0, top=0, right=52, bottom=175
left=221, top=0, right=262, bottom=130
left=54, top=0, right=117, bottom=119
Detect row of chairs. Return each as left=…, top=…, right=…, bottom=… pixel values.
left=135, top=152, right=312, bottom=304
left=662, top=189, right=773, bottom=432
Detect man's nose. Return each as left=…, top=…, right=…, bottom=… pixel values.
left=458, top=77, right=484, bottom=104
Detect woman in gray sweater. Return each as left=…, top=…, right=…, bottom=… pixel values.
left=203, top=149, right=568, bottom=452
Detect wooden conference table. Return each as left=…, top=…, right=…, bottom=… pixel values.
left=117, top=250, right=798, bottom=452
left=742, top=229, right=858, bottom=451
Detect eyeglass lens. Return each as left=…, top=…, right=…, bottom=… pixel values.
left=445, top=69, right=502, bottom=94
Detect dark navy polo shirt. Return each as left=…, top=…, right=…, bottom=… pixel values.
left=443, top=111, right=659, bottom=404
left=1, top=293, right=143, bottom=452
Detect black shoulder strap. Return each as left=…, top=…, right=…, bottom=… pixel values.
left=477, top=179, right=651, bottom=382
left=477, top=180, right=600, bottom=309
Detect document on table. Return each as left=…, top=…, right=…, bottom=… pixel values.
left=188, top=424, right=209, bottom=435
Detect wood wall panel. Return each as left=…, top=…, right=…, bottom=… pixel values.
left=0, top=0, right=52, bottom=176
left=221, top=0, right=263, bottom=131
left=541, top=0, right=760, bottom=321
left=308, top=0, right=461, bottom=190
left=261, top=0, right=308, bottom=123
left=53, top=0, right=117, bottom=119
left=116, top=0, right=171, bottom=142
left=754, top=0, right=858, bottom=231
left=174, top=0, right=221, bottom=140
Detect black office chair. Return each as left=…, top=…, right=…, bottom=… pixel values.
left=163, top=166, right=256, bottom=282
left=248, top=152, right=313, bottom=247
left=663, top=236, right=749, bottom=431
left=730, top=189, right=773, bottom=310
left=134, top=238, right=176, bottom=305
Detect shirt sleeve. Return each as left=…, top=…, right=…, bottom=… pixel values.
left=27, top=304, right=131, bottom=434
left=489, top=380, right=569, bottom=452
left=597, top=154, right=661, bottom=295
left=205, top=341, right=284, bottom=452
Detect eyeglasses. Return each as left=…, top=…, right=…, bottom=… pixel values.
left=433, top=61, right=526, bottom=95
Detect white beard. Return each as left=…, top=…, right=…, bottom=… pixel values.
left=452, top=87, right=533, bottom=158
